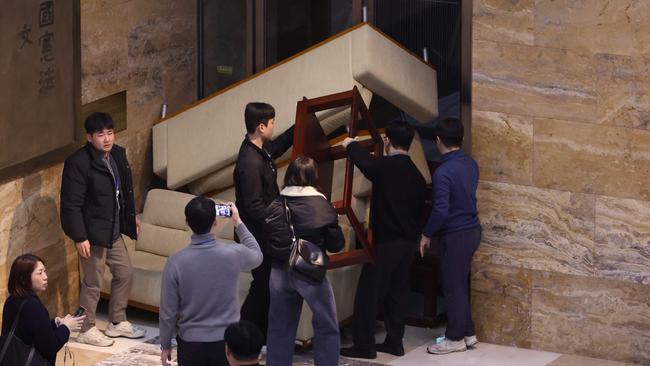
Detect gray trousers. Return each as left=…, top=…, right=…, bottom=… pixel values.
left=266, top=263, right=340, bottom=366
left=79, top=236, right=133, bottom=331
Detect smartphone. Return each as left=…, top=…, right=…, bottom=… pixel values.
left=74, top=306, right=86, bottom=317
left=215, top=203, right=232, bottom=217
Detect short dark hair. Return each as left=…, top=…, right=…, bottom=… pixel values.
left=224, top=321, right=264, bottom=361
left=284, top=156, right=319, bottom=188
left=385, top=119, right=415, bottom=150
left=84, top=112, right=115, bottom=134
left=184, top=196, right=216, bottom=234
left=244, top=102, right=275, bottom=134
left=8, top=254, right=44, bottom=298
left=435, top=117, right=464, bottom=148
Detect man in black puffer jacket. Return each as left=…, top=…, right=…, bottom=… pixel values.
left=60, top=112, right=144, bottom=347
left=234, top=102, right=294, bottom=339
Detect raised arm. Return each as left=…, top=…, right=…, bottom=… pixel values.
left=346, top=140, right=381, bottom=181
left=267, top=125, right=295, bottom=159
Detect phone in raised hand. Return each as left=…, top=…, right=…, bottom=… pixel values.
left=215, top=203, right=232, bottom=217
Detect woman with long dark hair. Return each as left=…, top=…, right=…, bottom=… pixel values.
left=264, top=156, right=345, bottom=366
left=1, top=254, right=84, bottom=364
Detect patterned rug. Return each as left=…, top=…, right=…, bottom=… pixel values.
left=95, top=336, right=384, bottom=366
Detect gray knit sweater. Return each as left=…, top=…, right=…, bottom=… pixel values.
left=159, top=223, right=262, bottom=349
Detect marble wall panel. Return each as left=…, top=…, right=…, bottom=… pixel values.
left=533, top=118, right=650, bottom=201
left=126, top=0, right=196, bottom=133
left=594, top=196, right=650, bottom=284
left=476, top=181, right=595, bottom=276
left=471, top=261, right=532, bottom=347
left=595, top=54, right=650, bottom=131
left=0, top=165, right=79, bottom=317
left=0, top=178, right=23, bottom=266
left=531, top=271, right=650, bottom=364
left=534, top=0, right=650, bottom=58
left=473, top=40, right=601, bottom=123
left=473, top=0, right=534, bottom=46
left=81, top=0, right=130, bottom=103
left=472, top=110, right=533, bottom=185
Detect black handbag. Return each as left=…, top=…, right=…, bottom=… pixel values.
left=284, top=198, right=329, bottom=284
left=0, top=300, right=51, bottom=366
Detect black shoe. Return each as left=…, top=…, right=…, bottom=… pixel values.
left=375, top=342, right=405, bottom=356
left=340, top=347, right=377, bottom=359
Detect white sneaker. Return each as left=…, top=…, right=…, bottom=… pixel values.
left=76, top=327, right=115, bottom=347
left=464, top=335, right=478, bottom=347
left=426, top=337, right=467, bottom=355
left=104, top=321, right=146, bottom=339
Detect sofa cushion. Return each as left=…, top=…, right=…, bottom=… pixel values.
left=136, top=222, right=192, bottom=258
left=142, top=189, right=195, bottom=231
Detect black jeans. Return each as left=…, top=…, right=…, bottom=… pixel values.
left=177, top=336, right=227, bottom=366
left=440, top=226, right=482, bottom=341
left=351, top=239, right=416, bottom=352
left=241, top=254, right=272, bottom=339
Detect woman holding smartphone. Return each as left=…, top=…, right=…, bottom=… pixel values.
left=1, top=254, right=85, bottom=365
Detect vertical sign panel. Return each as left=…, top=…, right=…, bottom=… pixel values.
left=0, top=0, right=80, bottom=181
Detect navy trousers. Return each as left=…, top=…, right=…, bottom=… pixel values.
left=440, top=226, right=481, bottom=341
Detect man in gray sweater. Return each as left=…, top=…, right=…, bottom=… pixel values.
left=159, top=196, right=263, bottom=366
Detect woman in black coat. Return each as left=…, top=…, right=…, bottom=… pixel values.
left=1, top=254, right=84, bottom=365
left=264, top=157, right=345, bottom=366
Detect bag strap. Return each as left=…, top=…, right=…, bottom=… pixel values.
left=283, top=197, right=296, bottom=241
left=0, top=299, right=29, bottom=361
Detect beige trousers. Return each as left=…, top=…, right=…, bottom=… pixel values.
left=78, top=236, right=133, bottom=332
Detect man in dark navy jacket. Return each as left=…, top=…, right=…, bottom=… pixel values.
left=234, top=102, right=294, bottom=339
left=60, top=112, right=144, bottom=347
left=420, top=117, right=481, bottom=355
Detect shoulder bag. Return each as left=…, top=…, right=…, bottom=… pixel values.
left=0, top=299, right=51, bottom=366
left=284, top=198, right=329, bottom=284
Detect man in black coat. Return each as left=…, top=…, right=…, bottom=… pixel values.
left=340, top=120, right=427, bottom=359
left=235, top=102, right=294, bottom=339
left=60, top=112, right=144, bottom=346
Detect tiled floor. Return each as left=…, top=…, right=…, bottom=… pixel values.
left=56, top=303, right=636, bottom=365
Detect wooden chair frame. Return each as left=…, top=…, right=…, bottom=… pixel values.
left=292, top=86, right=382, bottom=269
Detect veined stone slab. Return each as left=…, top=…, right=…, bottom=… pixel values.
left=473, top=40, right=600, bottom=123
left=533, top=118, right=650, bottom=201
left=126, top=0, right=197, bottom=133
left=472, top=261, right=532, bottom=347
left=594, top=54, right=650, bottom=131
left=477, top=181, right=595, bottom=276
left=531, top=271, right=650, bottom=364
left=472, top=110, right=533, bottom=185
left=473, top=0, right=534, bottom=46
left=595, top=196, right=650, bottom=284
left=81, top=0, right=130, bottom=104
left=534, top=0, right=650, bottom=58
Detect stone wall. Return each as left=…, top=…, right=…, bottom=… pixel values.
left=471, top=0, right=650, bottom=363
left=0, top=0, right=195, bottom=316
